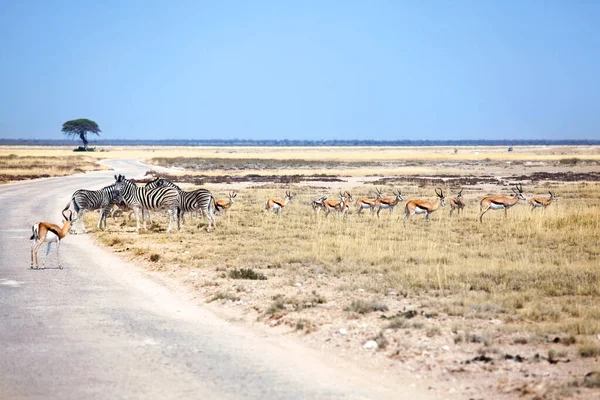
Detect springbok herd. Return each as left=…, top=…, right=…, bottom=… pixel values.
left=29, top=174, right=558, bottom=269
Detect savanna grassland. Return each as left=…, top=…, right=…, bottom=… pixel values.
left=76, top=145, right=600, bottom=400
left=6, top=144, right=600, bottom=399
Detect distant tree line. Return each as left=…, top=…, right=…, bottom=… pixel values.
left=1, top=138, right=599, bottom=147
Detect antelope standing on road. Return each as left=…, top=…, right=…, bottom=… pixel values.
left=478, top=184, right=525, bottom=223
left=30, top=210, right=74, bottom=269
left=530, top=191, right=557, bottom=212
left=449, top=188, right=465, bottom=216
left=355, top=188, right=384, bottom=215
left=374, top=188, right=404, bottom=217
left=404, top=188, right=446, bottom=221
left=324, top=192, right=353, bottom=218
left=265, top=191, right=295, bottom=215
left=216, top=192, right=237, bottom=216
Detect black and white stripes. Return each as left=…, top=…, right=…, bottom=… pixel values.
left=145, top=178, right=216, bottom=231
left=62, top=184, right=121, bottom=233
left=113, top=175, right=179, bottom=232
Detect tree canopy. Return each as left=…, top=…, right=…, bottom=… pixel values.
left=62, top=119, right=101, bottom=150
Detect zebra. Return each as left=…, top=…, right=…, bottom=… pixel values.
left=145, top=177, right=216, bottom=231
left=113, top=174, right=180, bottom=232
left=62, top=184, right=121, bottom=234
left=108, top=179, right=159, bottom=222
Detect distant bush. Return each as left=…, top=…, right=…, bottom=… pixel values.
left=149, top=254, right=160, bottom=262
left=559, top=158, right=580, bottom=165
left=73, top=147, right=96, bottom=152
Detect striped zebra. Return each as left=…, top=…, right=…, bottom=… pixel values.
left=146, top=178, right=216, bottom=231
left=62, top=184, right=121, bottom=234
left=113, top=174, right=180, bottom=232
left=108, top=179, right=158, bottom=222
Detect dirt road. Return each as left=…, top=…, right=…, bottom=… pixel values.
left=0, top=159, right=432, bottom=400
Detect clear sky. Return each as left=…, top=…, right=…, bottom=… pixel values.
left=1, top=1, right=599, bottom=141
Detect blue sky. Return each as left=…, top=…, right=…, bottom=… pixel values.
left=1, top=1, right=599, bottom=141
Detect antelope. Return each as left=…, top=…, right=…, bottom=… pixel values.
left=355, top=188, right=384, bottom=215
left=324, top=192, right=353, bottom=218
left=404, top=188, right=446, bottom=221
left=449, top=188, right=465, bottom=216
left=530, top=191, right=557, bottom=212
left=215, top=192, right=237, bottom=215
left=478, top=183, right=525, bottom=223
left=311, top=195, right=328, bottom=213
left=265, top=191, right=295, bottom=215
left=30, top=210, right=74, bottom=269
left=374, top=188, right=404, bottom=217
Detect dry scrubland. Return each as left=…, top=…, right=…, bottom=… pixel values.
left=79, top=145, right=600, bottom=400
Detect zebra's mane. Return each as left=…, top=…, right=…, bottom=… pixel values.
left=157, top=178, right=182, bottom=192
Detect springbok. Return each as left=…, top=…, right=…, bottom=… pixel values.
left=215, top=192, right=237, bottom=215
left=323, top=192, right=353, bottom=218
left=449, top=188, right=465, bottom=216
left=374, top=188, right=404, bottom=217
left=478, top=183, right=525, bottom=223
left=30, top=210, right=74, bottom=269
left=530, top=191, right=557, bottom=212
left=265, top=191, right=295, bottom=215
left=311, top=195, right=328, bottom=213
left=405, top=188, right=446, bottom=221
left=355, top=188, right=384, bottom=215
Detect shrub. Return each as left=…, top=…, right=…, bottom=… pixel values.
left=228, top=268, right=267, bottom=280
left=579, top=342, right=600, bottom=358
left=559, top=157, right=580, bottom=165
left=345, top=299, right=388, bottom=315
left=149, top=254, right=160, bottom=262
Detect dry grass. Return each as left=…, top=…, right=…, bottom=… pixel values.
left=90, top=179, right=600, bottom=340
left=0, top=152, right=108, bottom=183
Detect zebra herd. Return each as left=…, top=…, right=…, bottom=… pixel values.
left=62, top=175, right=216, bottom=234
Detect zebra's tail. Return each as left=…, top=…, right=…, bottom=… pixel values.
left=209, top=195, right=217, bottom=215
left=30, top=223, right=39, bottom=241
left=62, top=195, right=80, bottom=216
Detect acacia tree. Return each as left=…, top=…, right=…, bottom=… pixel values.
left=62, top=119, right=101, bottom=150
